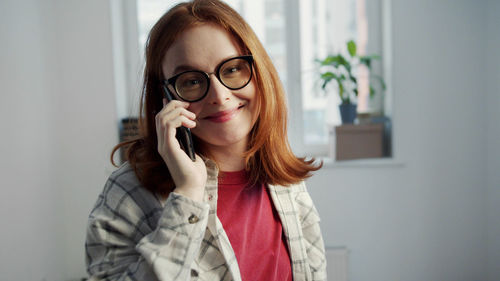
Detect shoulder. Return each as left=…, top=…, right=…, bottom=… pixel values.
left=109, top=161, right=140, bottom=186
left=267, top=181, right=309, bottom=201
left=268, top=181, right=321, bottom=226
left=103, top=162, right=162, bottom=209
left=87, top=162, right=164, bottom=240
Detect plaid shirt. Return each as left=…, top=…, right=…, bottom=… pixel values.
left=85, top=160, right=327, bottom=281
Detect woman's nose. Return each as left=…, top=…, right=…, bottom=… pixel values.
left=205, top=75, right=231, bottom=105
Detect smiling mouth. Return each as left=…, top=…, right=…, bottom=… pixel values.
left=204, top=105, right=245, bottom=123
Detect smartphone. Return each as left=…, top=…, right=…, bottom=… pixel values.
left=162, top=84, right=196, bottom=162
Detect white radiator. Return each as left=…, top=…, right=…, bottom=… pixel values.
left=326, top=247, right=349, bottom=281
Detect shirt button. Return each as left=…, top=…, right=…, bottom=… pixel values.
left=208, top=194, right=213, bottom=201
left=188, top=214, right=199, bottom=224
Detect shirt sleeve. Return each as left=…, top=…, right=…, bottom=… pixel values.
left=85, top=176, right=209, bottom=281
left=296, top=186, right=328, bottom=281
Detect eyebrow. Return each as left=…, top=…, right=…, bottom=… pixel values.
left=172, top=64, right=195, bottom=75
left=171, top=54, right=241, bottom=76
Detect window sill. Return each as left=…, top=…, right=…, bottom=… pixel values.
left=317, top=157, right=405, bottom=169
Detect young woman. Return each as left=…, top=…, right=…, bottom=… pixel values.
left=85, top=1, right=326, bottom=280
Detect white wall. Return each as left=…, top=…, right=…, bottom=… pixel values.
left=0, top=1, right=65, bottom=280
left=0, top=0, right=118, bottom=280
left=307, top=0, right=491, bottom=280
left=486, top=1, right=500, bottom=280
left=49, top=1, right=118, bottom=278
left=0, top=0, right=498, bottom=281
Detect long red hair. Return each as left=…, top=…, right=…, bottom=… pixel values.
left=112, top=0, right=321, bottom=196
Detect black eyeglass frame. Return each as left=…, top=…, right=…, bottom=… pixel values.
left=163, top=55, right=254, bottom=102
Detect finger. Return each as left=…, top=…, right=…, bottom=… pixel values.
left=167, top=106, right=196, bottom=120
left=162, top=128, right=198, bottom=165
left=157, top=103, right=193, bottom=125
left=156, top=106, right=194, bottom=131
left=158, top=107, right=196, bottom=125
left=156, top=100, right=188, bottom=120
left=162, top=100, right=190, bottom=112
left=156, top=107, right=194, bottom=138
left=179, top=107, right=196, bottom=120
left=163, top=115, right=197, bottom=134
left=157, top=114, right=196, bottom=146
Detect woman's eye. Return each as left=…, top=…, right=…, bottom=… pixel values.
left=181, top=79, right=202, bottom=89
left=223, top=66, right=241, bottom=75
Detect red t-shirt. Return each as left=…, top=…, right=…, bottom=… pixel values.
left=217, top=170, right=293, bottom=281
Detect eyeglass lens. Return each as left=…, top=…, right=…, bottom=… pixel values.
left=174, top=57, right=252, bottom=102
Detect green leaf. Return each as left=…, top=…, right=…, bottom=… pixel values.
left=321, top=80, right=329, bottom=90
left=319, top=56, right=335, bottom=66
left=320, top=55, right=344, bottom=67
left=344, top=64, right=352, bottom=74
left=360, top=54, right=380, bottom=60
left=369, top=74, right=386, bottom=92
left=320, top=71, right=335, bottom=80
left=320, top=71, right=348, bottom=91
left=338, top=82, right=344, bottom=99
left=372, top=74, right=387, bottom=90
left=341, top=98, right=352, bottom=104
left=359, top=57, right=372, bottom=68
left=369, top=86, right=375, bottom=98
left=359, top=55, right=381, bottom=68
left=347, top=40, right=356, bottom=57
left=338, top=55, right=349, bottom=66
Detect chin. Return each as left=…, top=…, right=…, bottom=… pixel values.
left=193, top=127, right=251, bottom=148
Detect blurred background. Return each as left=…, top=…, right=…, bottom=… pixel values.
left=0, top=0, right=499, bottom=280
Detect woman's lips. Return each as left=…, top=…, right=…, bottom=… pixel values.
left=204, top=106, right=243, bottom=123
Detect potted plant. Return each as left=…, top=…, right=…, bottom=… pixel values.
left=318, top=40, right=386, bottom=124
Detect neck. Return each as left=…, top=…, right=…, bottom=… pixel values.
left=205, top=141, right=247, bottom=172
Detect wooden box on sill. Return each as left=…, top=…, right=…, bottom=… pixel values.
left=335, top=123, right=384, bottom=161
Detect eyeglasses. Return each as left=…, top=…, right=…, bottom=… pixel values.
left=163, top=55, right=254, bottom=102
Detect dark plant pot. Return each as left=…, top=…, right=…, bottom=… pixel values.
left=339, top=103, right=357, bottom=124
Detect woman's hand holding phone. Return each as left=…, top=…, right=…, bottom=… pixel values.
left=155, top=99, right=207, bottom=202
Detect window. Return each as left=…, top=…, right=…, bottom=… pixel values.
left=117, top=0, right=390, bottom=159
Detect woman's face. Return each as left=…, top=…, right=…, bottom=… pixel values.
left=162, top=24, right=259, bottom=153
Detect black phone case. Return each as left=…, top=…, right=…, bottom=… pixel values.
left=162, top=85, right=196, bottom=161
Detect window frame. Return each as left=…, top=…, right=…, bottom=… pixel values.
left=286, top=0, right=394, bottom=159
